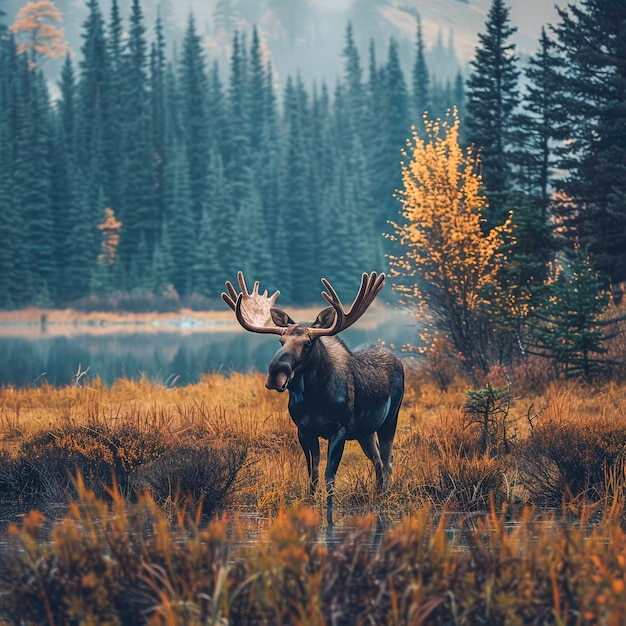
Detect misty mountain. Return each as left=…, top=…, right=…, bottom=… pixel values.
left=5, top=0, right=569, bottom=92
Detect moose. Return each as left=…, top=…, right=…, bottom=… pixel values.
left=222, top=271, right=404, bottom=524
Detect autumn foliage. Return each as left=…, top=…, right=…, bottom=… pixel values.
left=389, top=109, right=511, bottom=372
left=9, top=1, right=68, bottom=63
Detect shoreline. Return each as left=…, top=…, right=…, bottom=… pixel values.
left=0, top=305, right=406, bottom=339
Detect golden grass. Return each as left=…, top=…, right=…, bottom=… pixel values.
left=3, top=367, right=626, bottom=519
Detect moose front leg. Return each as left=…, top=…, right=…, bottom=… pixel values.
left=325, top=427, right=347, bottom=525
left=298, top=430, right=320, bottom=495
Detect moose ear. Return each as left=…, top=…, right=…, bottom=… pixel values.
left=270, top=308, right=295, bottom=327
left=311, top=307, right=337, bottom=329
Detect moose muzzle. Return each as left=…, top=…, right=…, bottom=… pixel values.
left=265, top=351, right=295, bottom=392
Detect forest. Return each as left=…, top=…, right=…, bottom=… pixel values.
left=1, top=0, right=626, bottom=369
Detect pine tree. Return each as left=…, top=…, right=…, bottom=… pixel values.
left=341, top=22, right=365, bottom=135
left=13, top=61, right=55, bottom=305
left=179, top=14, right=209, bottom=220
left=550, top=0, right=626, bottom=286
left=364, top=40, right=389, bottom=238
left=247, top=25, right=265, bottom=153
left=378, top=38, right=409, bottom=237
left=118, top=0, right=157, bottom=276
left=0, top=32, right=17, bottom=307
left=50, top=55, right=76, bottom=303
left=151, top=14, right=167, bottom=227
left=279, top=75, right=316, bottom=302
left=104, top=0, right=124, bottom=213
left=226, top=30, right=250, bottom=205
left=529, top=244, right=625, bottom=381
left=412, top=17, right=430, bottom=119
left=465, top=0, right=520, bottom=227
left=76, top=0, right=109, bottom=231
left=165, top=147, right=195, bottom=298
left=514, top=28, right=561, bottom=221
left=207, top=147, right=237, bottom=284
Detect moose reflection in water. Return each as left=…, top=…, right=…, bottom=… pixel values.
left=223, top=271, right=404, bottom=525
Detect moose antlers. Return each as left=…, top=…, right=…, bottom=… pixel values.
left=222, top=272, right=283, bottom=334
left=222, top=271, right=385, bottom=337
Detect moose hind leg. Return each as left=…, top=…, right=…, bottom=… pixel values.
left=358, top=433, right=386, bottom=492
left=376, top=402, right=401, bottom=490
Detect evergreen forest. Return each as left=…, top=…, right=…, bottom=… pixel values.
left=1, top=0, right=625, bottom=323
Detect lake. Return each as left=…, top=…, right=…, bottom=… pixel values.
left=0, top=309, right=417, bottom=387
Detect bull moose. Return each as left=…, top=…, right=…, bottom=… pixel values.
left=222, top=271, right=404, bottom=524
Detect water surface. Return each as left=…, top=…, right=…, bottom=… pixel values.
left=0, top=310, right=417, bottom=387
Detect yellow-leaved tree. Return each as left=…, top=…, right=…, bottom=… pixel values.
left=388, top=109, right=512, bottom=373
left=10, top=1, right=68, bottom=65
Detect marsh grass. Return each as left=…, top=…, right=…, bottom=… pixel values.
left=4, top=369, right=626, bottom=622
left=4, top=483, right=626, bottom=624
left=3, top=369, right=626, bottom=516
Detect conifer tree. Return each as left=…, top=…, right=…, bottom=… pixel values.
left=364, top=40, right=389, bottom=236
left=50, top=55, right=75, bottom=301
left=151, top=14, right=167, bottom=226
left=227, top=30, right=250, bottom=204
left=103, top=0, right=124, bottom=214
left=0, top=32, right=17, bottom=307
left=529, top=244, right=624, bottom=381
left=280, top=75, right=316, bottom=302
left=13, top=62, right=54, bottom=305
left=179, top=14, right=209, bottom=220
left=193, top=207, right=220, bottom=298
left=412, top=17, right=430, bottom=119
left=378, top=38, right=409, bottom=236
left=550, top=0, right=626, bottom=286
left=341, top=22, right=366, bottom=135
left=119, top=0, right=156, bottom=274
left=207, top=147, right=237, bottom=284
left=465, top=0, right=520, bottom=227
left=165, top=148, right=195, bottom=297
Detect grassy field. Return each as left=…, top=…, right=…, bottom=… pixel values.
left=2, top=363, right=626, bottom=623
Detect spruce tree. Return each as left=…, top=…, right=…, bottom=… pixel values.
left=104, top=0, right=124, bottom=213
left=13, top=62, right=54, bottom=305
left=179, top=14, right=210, bottom=221
left=119, top=0, right=157, bottom=276
left=76, top=0, right=109, bottom=212
left=165, top=147, right=195, bottom=298
left=227, top=30, right=250, bottom=205
left=341, top=22, right=366, bottom=135
left=412, top=17, right=430, bottom=119
left=0, top=32, right=17, bottom=307
left=529, top=244, right=625, bottom=381
left=151, top=14, right=167, bottom=228
left=279, top=75, right=316, bottom=302
left=550, top=0, right=626, bottom=286
left=465, top=0, right=520, bottom=227
left=378, top=38, right=409, bottom=242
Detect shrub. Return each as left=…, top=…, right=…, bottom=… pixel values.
left=521, top=416, right=626, bottom=505
left=130, top=440, right=250, bottom=516
left=0, top=422, right=249, bottom=515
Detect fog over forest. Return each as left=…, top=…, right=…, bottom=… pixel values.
left=6, top=0, right=567, bottom=93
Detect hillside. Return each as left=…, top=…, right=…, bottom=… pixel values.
left=4, top=0, right=571, bottom=88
